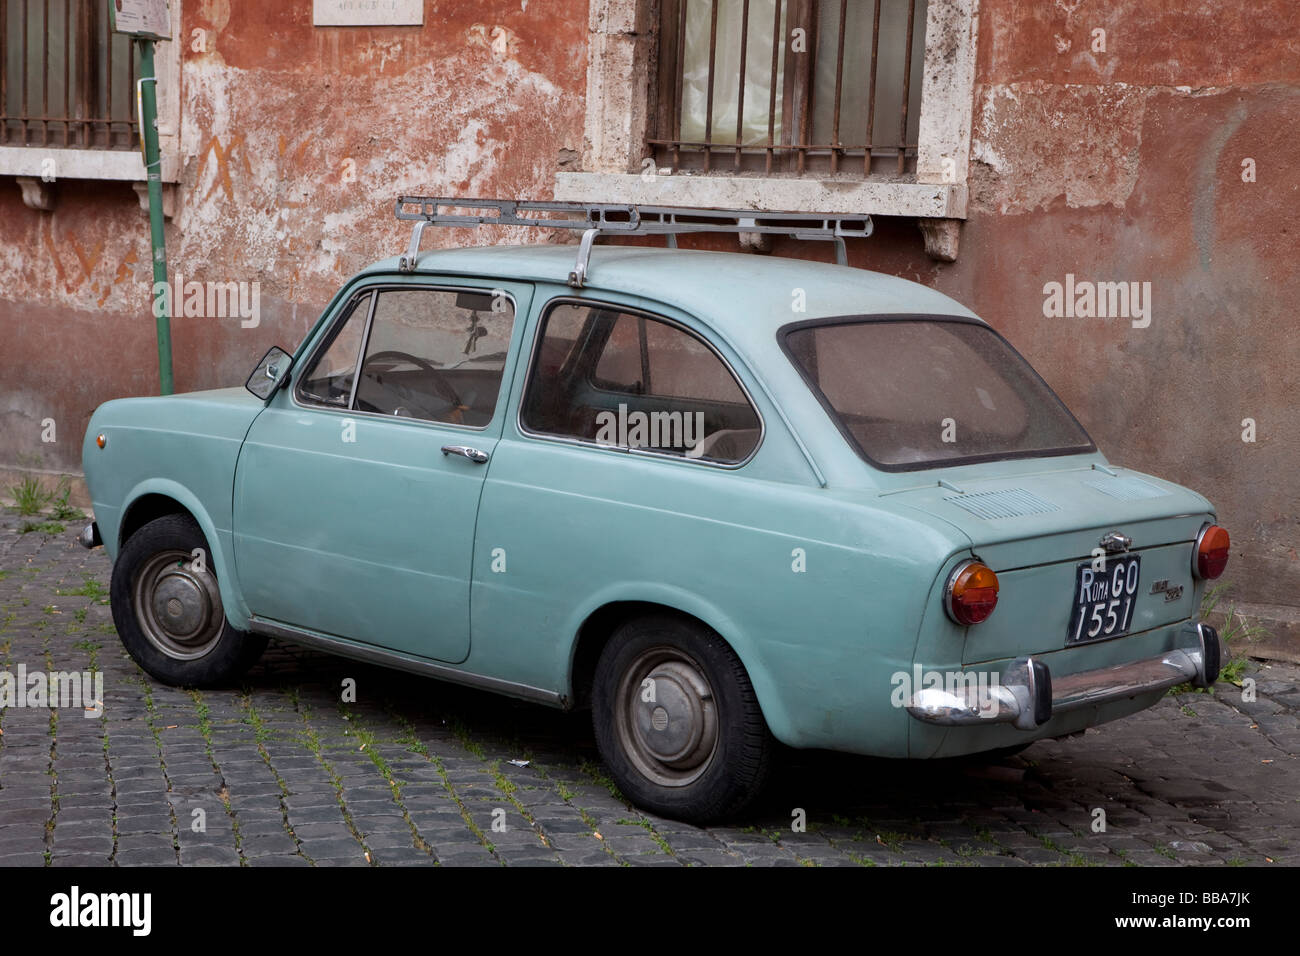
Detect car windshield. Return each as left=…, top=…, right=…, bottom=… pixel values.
left=781, top=318, right=1094, bottom=471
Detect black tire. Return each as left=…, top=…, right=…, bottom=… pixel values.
left=110, top=513, right=266, bottom=687
left=591, top=614, right=773, bottom=823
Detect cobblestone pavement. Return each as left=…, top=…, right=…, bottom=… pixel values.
left=1, top=513, right=1297, bottom=867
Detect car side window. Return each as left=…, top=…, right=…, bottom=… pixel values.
left=352, top=288, right=514, bottom=426
left=298, top=287, right=515, bottom=427
left=297, top=292, right=372, bottom=407
left=521, top=302, right=761, bottom=464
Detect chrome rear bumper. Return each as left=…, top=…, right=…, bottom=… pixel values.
left=907, top=622, right=1220, bottom=730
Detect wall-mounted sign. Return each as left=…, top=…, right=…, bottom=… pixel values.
left=108, top=0, right=172, bottom=40
left=313, top=0, right=424, bottom=26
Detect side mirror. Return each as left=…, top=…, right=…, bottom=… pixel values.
left=246, top=346, right=293, bottom=400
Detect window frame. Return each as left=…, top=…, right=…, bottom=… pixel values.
left=652, top=0, right=928, bottom=177
left=291, top=282, right=520, bottom=434
left=776, top=314, right=1098, bottom=473
left=0, top=0, right=183, bottom=187
left=516, top=295, right=767, bottom=470
left=293, top=289, right=375, bottom=410
left=559, top=0, right=978, bottom=258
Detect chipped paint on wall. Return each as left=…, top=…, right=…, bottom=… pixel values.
left=971, top=82, right=1148, bottom=215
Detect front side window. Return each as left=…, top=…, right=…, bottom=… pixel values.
left=297, top=287, right=515, bottom=427
left=781, top=318, right=1095, bottom=471
left=297, top=292, right=371, bottom=407
left=522, top=302, right=761, bottom=464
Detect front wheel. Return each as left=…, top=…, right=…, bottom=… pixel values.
left=591, top=615, right=773, bottom=823
left=110, top=514, right=266, bottom=687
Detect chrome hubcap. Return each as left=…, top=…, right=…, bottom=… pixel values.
left=132, top=550, right=224, bottom=660
left=615, top=647, right=718, bottom=787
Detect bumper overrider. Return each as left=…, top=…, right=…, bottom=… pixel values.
left=907, top=622, right=1221, bottom=731
left=78, top=522, right=102, bottom=549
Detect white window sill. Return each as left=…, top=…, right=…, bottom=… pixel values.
left=0, top=145, right=179, bottom=182
left=554, top=171, right=966, bottom=220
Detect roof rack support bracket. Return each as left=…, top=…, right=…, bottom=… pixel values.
left=568, top=227, right=601, bottom=288
left=398, top=220, right=430, bottom=273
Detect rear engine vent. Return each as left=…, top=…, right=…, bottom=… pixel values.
left=943, top=488, right=1059, bottom=520
left=1082, top=477, right=1169, bottom=501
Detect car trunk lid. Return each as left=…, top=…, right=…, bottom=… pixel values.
left=887, top=466, right=1212, bottom=663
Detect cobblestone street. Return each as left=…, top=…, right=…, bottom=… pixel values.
left=1, top=514, right=1296, bottom=867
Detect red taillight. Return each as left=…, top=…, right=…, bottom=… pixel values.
left=945, top=560, right=999, bottom=625
left=1195, top=524, right=1230, bottom=580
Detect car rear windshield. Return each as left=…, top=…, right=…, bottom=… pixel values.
left=781, top=318, right=1095, bottom=471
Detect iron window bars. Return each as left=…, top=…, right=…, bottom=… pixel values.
left=1, top=0, right=139, bottom=149
left=653, top=0, right=926, bottom=177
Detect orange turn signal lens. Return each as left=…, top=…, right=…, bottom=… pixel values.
left=95, top=433, right=106, bottom=449
left=945, top=560, right=999, bottom=626
left=1194, top=524, right=1230, bottom=580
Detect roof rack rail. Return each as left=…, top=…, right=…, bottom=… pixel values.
left=393, top=196, right=872, bottom=288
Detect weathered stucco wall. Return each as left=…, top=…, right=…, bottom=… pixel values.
left=1, top=1, right=1295, bottom=622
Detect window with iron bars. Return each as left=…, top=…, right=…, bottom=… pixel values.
left=653, top=0, right=927, bottom=177
left=1, top=0, right=139, bottom=150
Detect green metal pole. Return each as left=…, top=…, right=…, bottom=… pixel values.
left=136, top=38, right=173, bottom=395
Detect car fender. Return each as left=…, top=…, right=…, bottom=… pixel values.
left=119, top=478, right=251, bottom=631
left=560, top=579, right=799, bottom=745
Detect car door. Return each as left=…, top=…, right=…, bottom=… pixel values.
left=233, top=277, right=532, bottom=663
left=467, top=295, right=774, bottom=692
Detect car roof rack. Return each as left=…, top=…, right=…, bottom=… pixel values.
left=394, top=196, right=872, bottom=288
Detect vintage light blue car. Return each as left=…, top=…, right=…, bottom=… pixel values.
left=81, top=199, right=1230, bottom=822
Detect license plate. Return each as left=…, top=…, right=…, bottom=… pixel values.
left=1067, top=554, right=1141, bottom=645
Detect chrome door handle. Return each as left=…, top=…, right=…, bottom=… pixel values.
left=441, top=444, right=490, bottom=464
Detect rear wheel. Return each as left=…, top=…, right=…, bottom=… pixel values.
left=110, top=514, right=266, bottom=687
left=592, top=615, right=772, bottom=823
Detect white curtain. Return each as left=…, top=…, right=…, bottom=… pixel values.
left=678, top=0, right=926, bottom=150
left=680, top=0, right=786, bottom=147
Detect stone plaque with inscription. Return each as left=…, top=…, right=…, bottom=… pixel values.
left=312, top=0, right=425, bottom=27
